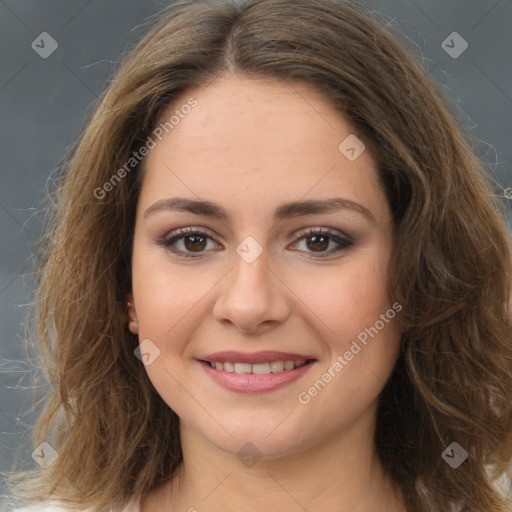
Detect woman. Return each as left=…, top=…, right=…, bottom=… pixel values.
left=7, top=0, right=512, bottom=510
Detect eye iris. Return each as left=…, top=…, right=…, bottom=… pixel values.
left=174, top=231, right=341, bottom=255
left=306, top=234, right=329, bottom=252
left=184, top=234, right=207, bottom=252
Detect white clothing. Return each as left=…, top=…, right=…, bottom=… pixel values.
left=9, top=496, right=140, bottom=512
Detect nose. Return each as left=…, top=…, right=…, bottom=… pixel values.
left=212, top=245, right=291, bottom=334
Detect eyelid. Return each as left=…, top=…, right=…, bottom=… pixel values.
left=157, top=225, right=354, bottom=259
left=154, top=226, right=221, bottom=259
left=291, top=226, right=353, bottom=244
left=286, top=226, right=353, bottom=259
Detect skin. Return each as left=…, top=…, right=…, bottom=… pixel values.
left=128, top=74, right=406, bottom=512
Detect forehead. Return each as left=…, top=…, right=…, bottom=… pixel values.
left=138, top=75, right=388, bottom=225
left=166, top=75, right=354, bottom=150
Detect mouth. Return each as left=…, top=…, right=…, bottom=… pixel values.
left=197, top=355, right=317, bottom=393
left=199, top=358, right=316, bottom=374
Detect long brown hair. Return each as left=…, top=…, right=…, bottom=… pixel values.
left=7, top=0, right=512, bottom=510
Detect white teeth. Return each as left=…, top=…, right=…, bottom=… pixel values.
left=208, top=359, right=309, bottom=374
left=234, top=362, right=252, bottom=374
left=270, top=361, right=284, bottom=372
left=252, top=363, right=271, bottom=374
left=223, top=361, right=235, bottom=372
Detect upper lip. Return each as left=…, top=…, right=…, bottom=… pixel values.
left=198, top=351, right=317, bottom=364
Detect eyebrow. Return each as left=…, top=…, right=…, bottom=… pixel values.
left=144, top=197, right=377, bottom=225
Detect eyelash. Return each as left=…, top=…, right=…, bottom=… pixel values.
left=157, top=226, right=354, bottom=259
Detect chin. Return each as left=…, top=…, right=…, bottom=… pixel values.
left=191, top=415, right=313, bottom=462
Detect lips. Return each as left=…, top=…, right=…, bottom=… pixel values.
left=205, top=360, right=309, bottom=374
left=198, top=351, right=317, bottom=365
left=197, top=351, right=317, bottom=393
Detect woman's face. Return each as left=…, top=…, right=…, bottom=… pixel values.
left=128, top=75, right=402, bottom=459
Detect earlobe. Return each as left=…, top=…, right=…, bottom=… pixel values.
left=126, top=293, right=139, bottom=335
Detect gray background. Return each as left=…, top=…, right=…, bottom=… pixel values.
left=1, top=0, right=511, bottom=506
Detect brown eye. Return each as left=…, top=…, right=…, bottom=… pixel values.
left=305, top=233, right=330, bottom=252
left=291, top=228, right=353, bottom=258
left=158, top=227, right=353, bottom=259
left=183, top=234, right=208, bottom=252
left=158, top=228, right=220, bottom=258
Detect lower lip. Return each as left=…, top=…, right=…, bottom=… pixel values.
left=199, top=360, right=316, bottom=393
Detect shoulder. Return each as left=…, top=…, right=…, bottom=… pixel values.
left=9, top=498, right=140, bottom=512
left=11, top=506, right=70, bottom=512
left=10, top=504, right=88, bottom=512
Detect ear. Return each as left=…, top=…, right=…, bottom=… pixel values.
left=126, top=293, right=139, bottom=335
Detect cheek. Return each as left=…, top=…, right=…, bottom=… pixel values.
left=297, top=247, right=400, bottom=393
left=296, top=263, right=401, bottom=422
left=131, top=239, right=196, bottom=340
left=133, top=267, right=207, bottom=342
left=299, top=255, right=391, bottom=347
